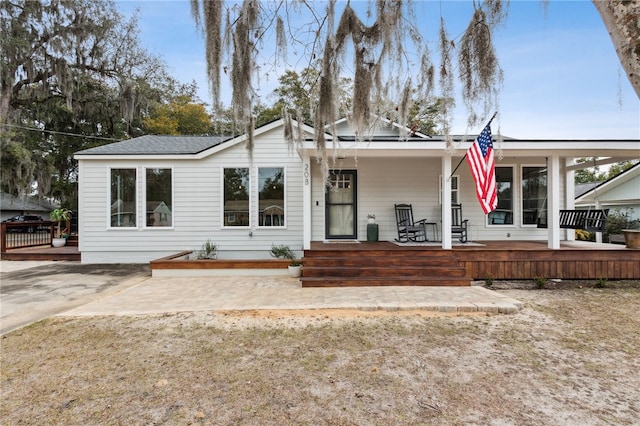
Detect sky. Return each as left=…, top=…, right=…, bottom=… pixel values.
left=117, top=0, right=640, bottom=140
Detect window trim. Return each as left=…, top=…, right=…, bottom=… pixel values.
left=143, top=166, right=174, bottom=229
left=257, top=166, right=287, bottom=229
left=108, top=167, right=138, bottom=230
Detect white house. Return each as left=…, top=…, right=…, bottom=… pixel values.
left=575, top=162, right=640, bottom=222
left=74, top=118, right=640, bottom=264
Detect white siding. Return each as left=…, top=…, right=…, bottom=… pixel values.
left=78, top=126, right=304, bottom=263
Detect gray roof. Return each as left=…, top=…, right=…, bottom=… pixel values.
left=75, top=135, right=231, bottom=156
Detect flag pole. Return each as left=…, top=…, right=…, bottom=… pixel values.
left=446, top=112, right=498, bottom=181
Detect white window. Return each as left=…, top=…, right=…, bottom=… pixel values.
left=223, top=168, right=250, bottom=227
left=145, top=168, right=173, bottom=227
left=439, top=175, right=459, bottom=204
left=258, top=167, right=285, bottom=227
left=110, top=168, right=137, bottom=228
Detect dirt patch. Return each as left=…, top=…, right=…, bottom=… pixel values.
left=1, top=281, right=639, bottom=425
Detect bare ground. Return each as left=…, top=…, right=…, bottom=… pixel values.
left=1, top=280, right=639, bottom=425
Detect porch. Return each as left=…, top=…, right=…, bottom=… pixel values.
left=301, top=240, right=639, bottom=286
left=1, top=221, right=80, bottom=261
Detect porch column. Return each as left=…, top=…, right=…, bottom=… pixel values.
left=302, top=156, right=312, bottom=250
left=565, top=158, right=575, bottom=242
left=548, top=155, right=561, bottom=249
left=441, top=155, right=452, bottom=249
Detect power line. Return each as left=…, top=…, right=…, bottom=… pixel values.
left=1, top=123, right=121, bottom=141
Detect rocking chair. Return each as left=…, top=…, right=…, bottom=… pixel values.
left=451, top=203, right=469, bottom=243
left=394, top=204, right=429, bottom=242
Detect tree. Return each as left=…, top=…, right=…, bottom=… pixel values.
left=191, top=0, right=505, bottom=174
left=143, top=94, right=212, bottom=135
left=0, top=0, right=172, bottom=205
left=192, top=0, right=639, bottom=171
left=593, top=1, right=640, bottom=99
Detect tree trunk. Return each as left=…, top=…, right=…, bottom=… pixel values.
left=593, top=0, right=640, bottom=99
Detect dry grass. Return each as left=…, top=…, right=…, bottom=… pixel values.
left=2, top=282, right=640, bottom=425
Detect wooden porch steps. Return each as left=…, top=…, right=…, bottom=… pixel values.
left=301, top=248, right=470, bottom=287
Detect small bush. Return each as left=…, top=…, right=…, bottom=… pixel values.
left=195, top=238, right=218, bottom=260
left=484, top=274, right=494, bottom=287
left=534, top=277, right=547, bottom=289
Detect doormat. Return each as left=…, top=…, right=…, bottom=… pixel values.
left=323, top=240, right=361, bottom=244
left=392, top=241, right=485, bottom=247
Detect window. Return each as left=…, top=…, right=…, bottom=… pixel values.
left=488, top=167, right=514, bottom=225
left=110, top=168, right=137, bottom=227
left=522, top=166, right=547, bottom=225
left=258, top=167, right=285, bottom=227
left=145, top=168, right=172, bottom=227
left=439, top=175, right=459, bottom=204
left=223, top=168, right=250, bottom=226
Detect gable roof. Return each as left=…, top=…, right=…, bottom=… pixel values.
left=75, top=135, right=231, bottom=156
left=576, top=162, right=640, bottom=204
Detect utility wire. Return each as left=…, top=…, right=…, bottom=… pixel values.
left=1, top=123, right=121, bottom=141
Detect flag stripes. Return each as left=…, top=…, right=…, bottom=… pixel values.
left=466, top=124, right=497, bottom=214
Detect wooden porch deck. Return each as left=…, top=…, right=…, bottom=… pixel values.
left=0, top=244, right=80, bottom=261
left=303, top=240, right=639, bottom=286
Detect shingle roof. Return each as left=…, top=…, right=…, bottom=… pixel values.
left=75, top=135, right=231, bottom=156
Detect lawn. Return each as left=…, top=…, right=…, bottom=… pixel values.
left=2, top=281, right=639, bottom=425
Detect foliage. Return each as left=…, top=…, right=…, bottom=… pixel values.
left=191, top=0, right=506, bottom=179
left=269, top=244, right=300, bottom=266
left=574, top=158, right=638, bottom=184
left=606, top=209, right=640, bottom=235
left=195, top=239, right=218, bottom=260
left=484, top=274, right=494, bottom=287
left=143, top=94, right=212, bottom=135
left=49, top=208, right=72, bottom=238
left=0, top=0, right=174, bottom=206
left=534, top=277, right=547, bottom=290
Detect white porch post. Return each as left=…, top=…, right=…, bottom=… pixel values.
left=565, top=158, right=576, bottom=242
left=548, top=155, right=561, bottom=249
left=442, top=155, right=452, bottom=249
left=302, top=156, right=312, bottom=250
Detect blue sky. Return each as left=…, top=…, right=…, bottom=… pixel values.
left=117, top=0, right=639, bottom=139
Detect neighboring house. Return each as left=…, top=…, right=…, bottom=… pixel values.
left=74, top=119, right=640, bottom=263
left=0, top=192, right=57, bottom=222
left=575, top=162, right=640, bottom=222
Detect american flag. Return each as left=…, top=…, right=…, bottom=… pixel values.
left=466, top=124, right=497, bottom=214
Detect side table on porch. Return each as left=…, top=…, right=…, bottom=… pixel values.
left=367, top=223, right=379, bottom=242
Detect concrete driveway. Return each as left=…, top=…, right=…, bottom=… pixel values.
left=0, top=261, right=150, bottom=334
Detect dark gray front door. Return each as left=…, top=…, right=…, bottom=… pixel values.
left=325, top=170, right=357, bottom=239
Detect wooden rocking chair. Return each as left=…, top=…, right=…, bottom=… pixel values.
left=451, top=203, right=469, bottom=243
left=394, top=204, right=429, bottom=242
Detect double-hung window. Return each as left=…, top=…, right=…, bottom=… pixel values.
left=110, top=168, right=137, bottom=228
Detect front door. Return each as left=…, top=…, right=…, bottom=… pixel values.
left=325, top=170, right=357, bottom=239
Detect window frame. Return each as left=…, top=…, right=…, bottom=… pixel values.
left=143, top=166, right=174, bottom=229
left=221, top=166, right=252, bottom=228
left=108, top=167, right=138, bottom=230
left=487, top=165, right=515, bottom=227
left=521, top=164, right=547, bottom=227
left=439, top=174, right=459, bottom=205
left=257, top=166, right=287, bottom=228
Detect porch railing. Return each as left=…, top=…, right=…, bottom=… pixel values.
left=0, top=221, right=54, bottom=252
